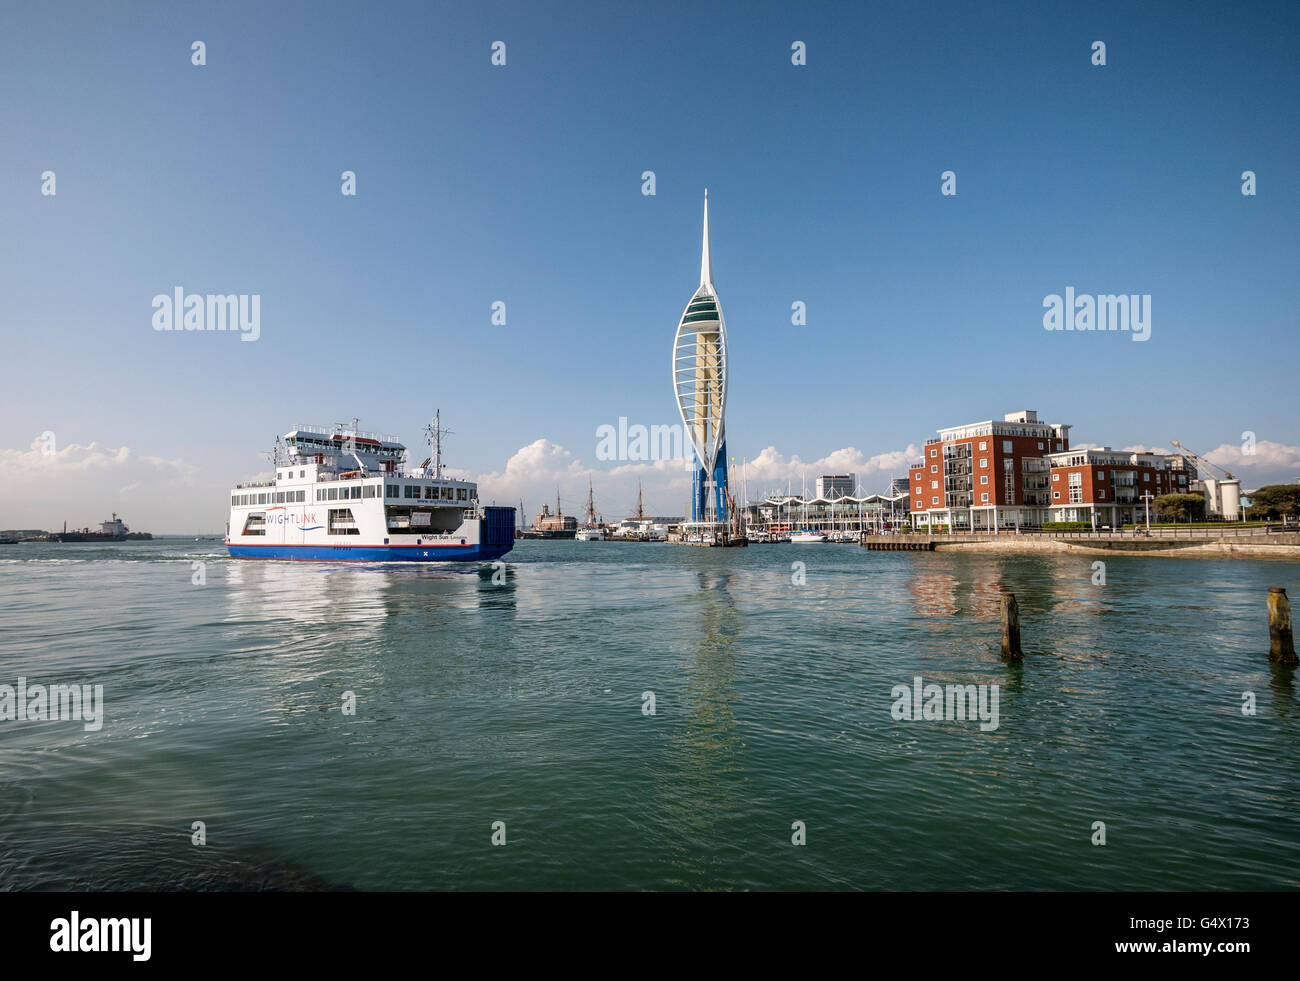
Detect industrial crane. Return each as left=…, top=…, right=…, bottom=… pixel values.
left=1169, top=440, right=1234, bottom=480
left=1170, top=440, right=1241, bottom=519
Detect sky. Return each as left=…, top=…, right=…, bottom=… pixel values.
left=1, top=0, right=1297, bottom=530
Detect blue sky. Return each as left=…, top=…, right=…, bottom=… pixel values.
left=1, top=0, right=1297, bottom=528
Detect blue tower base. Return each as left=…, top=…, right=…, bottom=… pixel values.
left=689, top=442, right=729, bottom=525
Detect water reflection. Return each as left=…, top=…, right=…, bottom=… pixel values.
left=1269, top=662, right=1295, bottom=717
left=661, top=568, right=743, bottom=878
left=907, top=566, right=958, bottom=619
left=223, top=560, right=392, bottom=628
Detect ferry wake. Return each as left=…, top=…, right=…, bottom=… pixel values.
left=225, top=413, right=514, bottom=562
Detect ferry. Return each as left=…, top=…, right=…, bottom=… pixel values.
left=225, top=415, right=514, bottom=562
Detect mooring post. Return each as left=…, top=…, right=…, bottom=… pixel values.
left=1268, top=587, right=1297, bottom=665
left=1000, top=592, right=1023, bottom=661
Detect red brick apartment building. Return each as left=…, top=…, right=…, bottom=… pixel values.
left=908, top=410, right=1190, bottom=531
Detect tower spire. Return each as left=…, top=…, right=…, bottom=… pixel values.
left=700, top=189, right=712, bottom=288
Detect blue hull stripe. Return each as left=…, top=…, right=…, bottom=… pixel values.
left=227, top=542, right=512, bottom=562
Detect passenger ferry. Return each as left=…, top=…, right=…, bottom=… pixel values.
left=225, top=416, right=514, bottom=562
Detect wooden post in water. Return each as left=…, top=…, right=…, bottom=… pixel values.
left=1000, top=592, right=1023, bottom=661
left=1268, top=587, right=1297, bottom=665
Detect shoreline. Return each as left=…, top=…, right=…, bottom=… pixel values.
left=913, top=531, right=1300, bottom=561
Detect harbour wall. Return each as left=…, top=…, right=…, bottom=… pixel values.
left=917, top=532, right=1300, bottom=561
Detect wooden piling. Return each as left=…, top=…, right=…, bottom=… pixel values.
left=1000, top=592, right=1023, bottom=661
left=1268, top=587, right=1297, bottom=665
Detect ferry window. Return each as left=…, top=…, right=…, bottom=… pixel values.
left=328, top=488, right=339, bottom=500
left=298, top=491, right=305, bottom=502
left=351, top=486, right=361, bottom=499
left=457, top=488, right=467, bottom=501
left=442, top=487, right=454, bottom=500
left=425, top=487, right=434, bottom=499
left=300, top=470, right=305, bottom=478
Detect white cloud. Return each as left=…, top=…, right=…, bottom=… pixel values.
left=0, top=434, right=201, bottom=531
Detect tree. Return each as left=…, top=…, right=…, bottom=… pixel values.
left=1153, top=493, right=1206, bottom=522
left=1245, top=484, right=1300, bottom=520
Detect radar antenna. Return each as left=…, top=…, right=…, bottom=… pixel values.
left=425, top=410, right=453, bottom=479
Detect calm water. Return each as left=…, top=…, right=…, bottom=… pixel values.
left=1, top=539, right=1298, bottom=891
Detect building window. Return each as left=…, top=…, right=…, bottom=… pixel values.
left=979, top=441, right=987, bottom=451
left=980, top=475, right=989, bottom=484
left=1053, top=491, right=1060, bottom=500
left=1098, top=471, right=1106, bottom=480
left=1002, top=440, right=1012, bottom=453
left=931, top=496, right=939, bottom=505
left=930, top=449, right=937, bottom=458
left=1052, top=473, right=1060, bottom=481
left=1037, top=442, right=1044, bottom=450
left=1144, top=473, right=1150, bottom=482
left=1099, top=489, right=1106, bottom=499
left=981, top=493, right=989, bottom=502
left=931, top=465, right=938, bottom=473
left=979, top=458, right=988, bottom=468
left=931, top=480, right=938, bottom=490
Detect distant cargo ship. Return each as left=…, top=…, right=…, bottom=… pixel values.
left=56, top=514, right=153, bottom=542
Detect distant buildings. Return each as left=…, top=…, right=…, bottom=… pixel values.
left=908, top=410, right=1192, bottom=530
left=533, top=502, right=577, bottom=534
left=815, top=474, right=856, bottom=499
